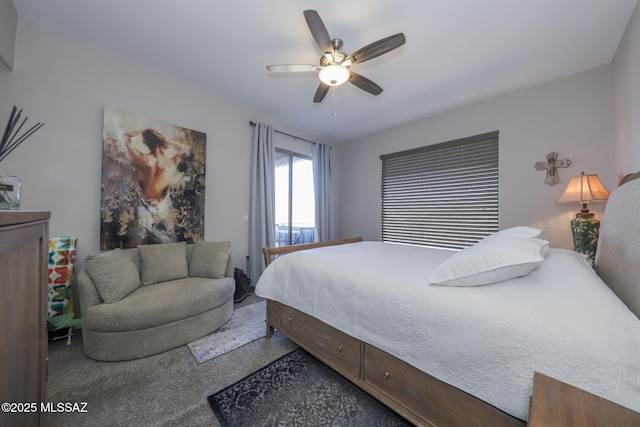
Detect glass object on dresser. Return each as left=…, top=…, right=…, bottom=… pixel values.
left=0, top=174, right=21, bottom=210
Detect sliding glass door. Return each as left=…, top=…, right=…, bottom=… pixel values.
left=275, top=149, right=315, bottom=247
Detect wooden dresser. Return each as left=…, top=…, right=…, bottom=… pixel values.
left=0, top=211, right=50, bottom=427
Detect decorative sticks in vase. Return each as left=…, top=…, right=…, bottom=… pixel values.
left=0, top=105, right=44, bottom=163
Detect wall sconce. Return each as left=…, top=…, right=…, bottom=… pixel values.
left=557, top=172, right=610, bottom=261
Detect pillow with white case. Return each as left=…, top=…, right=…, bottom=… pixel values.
left=428, top=237, right=549, bottom=287
left=479, top=226, right=545, bottom=243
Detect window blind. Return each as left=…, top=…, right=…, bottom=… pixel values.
left=380, top=131, right=499, bottom=250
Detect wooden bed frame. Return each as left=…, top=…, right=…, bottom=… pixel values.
left=261, top=237, right=526, bottom=427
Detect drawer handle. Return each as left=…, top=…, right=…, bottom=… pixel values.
left=287, top=317, right=293, bottom=322
left=337, top=346, right=343, bottom=352
left=383, top=372, right=390, bottom=379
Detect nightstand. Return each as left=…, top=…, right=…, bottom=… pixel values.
left=528, top=372, right=640, bottom=426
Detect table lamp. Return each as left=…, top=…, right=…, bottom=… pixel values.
left=558, top=172, right=610, bottom=261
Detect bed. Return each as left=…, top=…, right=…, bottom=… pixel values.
left=255, top=176, right=640, bottom=427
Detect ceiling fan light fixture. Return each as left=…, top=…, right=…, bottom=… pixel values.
left=266, top=11, right=406, bottom=103
left=318, top=64, right=350, bottom=86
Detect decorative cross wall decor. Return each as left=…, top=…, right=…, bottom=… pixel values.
left=534, top=152, right=572, bottom=186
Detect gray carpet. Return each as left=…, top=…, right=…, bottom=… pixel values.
left=46, top=295, right=298, bottom=427
left=209, top=348, right=412, bottom=427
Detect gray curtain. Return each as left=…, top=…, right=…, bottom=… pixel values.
left=249, top=123, right=275, bottom=281
left=312, top=143, right=334, bottom=242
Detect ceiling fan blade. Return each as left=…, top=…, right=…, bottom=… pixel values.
left=349, top=72, right=383, bottom=96
left=267, top=64, right=321, bottom=73
left=313, top=82, right=330, bottom=103
left=342, top=33, right=406, bottom=66
left=303, top=10, right=332, bottom=53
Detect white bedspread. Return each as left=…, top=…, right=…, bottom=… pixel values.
left=256, top=241, right=640, bottom=421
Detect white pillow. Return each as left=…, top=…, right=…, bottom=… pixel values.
left=480, top=226, right=545, bottom=244
left=428, top=237, right=549, bottom=287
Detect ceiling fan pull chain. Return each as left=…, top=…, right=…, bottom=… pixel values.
left=332, top=86, right=338, bottom=117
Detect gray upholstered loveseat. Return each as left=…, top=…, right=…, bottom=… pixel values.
left=78, top=241, right=235, bottom=361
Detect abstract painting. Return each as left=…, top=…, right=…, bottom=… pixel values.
left=100, top=107, right=206, bottom=249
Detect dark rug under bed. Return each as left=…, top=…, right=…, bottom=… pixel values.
left=208, top=348, right=412, bottom=427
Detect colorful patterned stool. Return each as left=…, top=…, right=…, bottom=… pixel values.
left=48, top=236, right=78, bottom=344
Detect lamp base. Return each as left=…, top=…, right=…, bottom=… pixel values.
left=570, top=212, right=600, bottom=262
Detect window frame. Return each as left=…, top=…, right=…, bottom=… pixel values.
left=380, top=131, right=499, bottom=250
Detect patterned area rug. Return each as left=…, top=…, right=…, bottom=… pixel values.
left=188, top=301, right=265, bottom=364
left=208, top=348, right=412, bottom=427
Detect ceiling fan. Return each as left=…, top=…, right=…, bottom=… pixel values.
left=267, top=10, right=406, bottom=103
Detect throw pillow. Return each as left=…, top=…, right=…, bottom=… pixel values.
left=189, top=241, right=231, bottom=279
left=138, top=242, right=189, bottom=285
left=84, top=248, right=140, bottom=303
left=428, top=237, right=549, bottom=287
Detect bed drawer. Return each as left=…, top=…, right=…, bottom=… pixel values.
left=364, top=344, right=520, bottom=427
left=278, top=305, right=361, bottom=379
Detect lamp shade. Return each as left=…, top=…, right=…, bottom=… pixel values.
left=558, top=172, right=610, bottom=212
left=318, top=64, right=350, bottom=86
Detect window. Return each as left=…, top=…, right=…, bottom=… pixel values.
left=275, top=149, right=315, bottom=247
left=380, top=131, right=499, bottom=250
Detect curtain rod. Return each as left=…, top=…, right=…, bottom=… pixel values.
left=249, top=121, right=316, bottom=145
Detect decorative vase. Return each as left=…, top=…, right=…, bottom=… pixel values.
left=570, top=212, right=601, bottom=263
left=0, top=174, right=22, bottom=210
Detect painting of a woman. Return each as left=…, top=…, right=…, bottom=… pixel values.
left=100, top=108, right=206, bottom=249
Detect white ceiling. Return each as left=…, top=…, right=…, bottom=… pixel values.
left=12, top=0, right=639, bottom=143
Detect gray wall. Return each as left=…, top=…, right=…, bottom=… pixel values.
left=3, top=10, right=637, bottom=265
left=334, top=65, right=613, bottom=249
left=0, top=0, right=17, bottom=70
left=0, top=18, right=321, bottom=273
left=613, top=2, right=640, bottom=181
